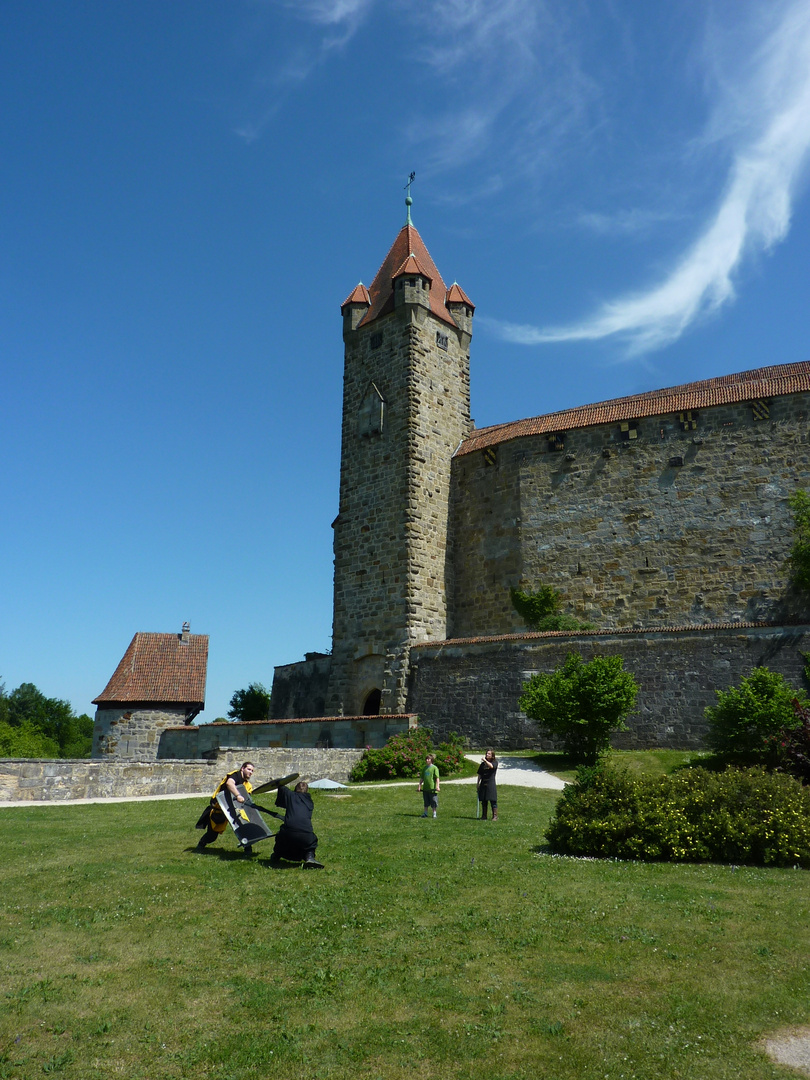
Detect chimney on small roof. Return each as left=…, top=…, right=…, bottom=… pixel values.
left=181, top=621, right=190, bottom=644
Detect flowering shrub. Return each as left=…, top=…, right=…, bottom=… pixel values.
left=777, top=699, right=810, bottom=785
left=349, top=728, right=466, bottom=782
left=545, top=764, right=810, bottom=866
left=705, top=667, right=806, bottom=768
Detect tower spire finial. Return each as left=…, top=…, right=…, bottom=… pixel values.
left=404, top=171, right=415, bottom=226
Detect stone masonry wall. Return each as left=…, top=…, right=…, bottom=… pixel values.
left=451, top=391, right=810, bottom=636
left=407, top=624, right=810, bottom=750
left=0, top=749, right=366, bottom=803
left=271, top=654, right=331, bottom=719
left=327, top=282, right=471, bottom=717
left=157, top=714, right=416, bottom=757
left=92, top=707, right=189, bottom=761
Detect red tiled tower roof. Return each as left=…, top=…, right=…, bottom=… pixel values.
left=446, top=282, right=474, bottom=309
left=393, top=252, right=433, bottom=281
left=92, top=631, right=208, bottom=706
left=358, top=223, right=459, bottom=329
left=456, top=361, right=810, bottom=457
left=340, top=283, right=370, bottom=311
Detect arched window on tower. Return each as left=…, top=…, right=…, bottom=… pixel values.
left=358, top=382, right=386, bottom=437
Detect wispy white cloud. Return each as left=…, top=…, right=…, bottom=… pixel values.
left=492, top=0, right=810, bottom=354
left=287, top=0, right=374, bottom=48
left=234, top=0, right=375, bottom=142
left=405, top=0, right=597, bottom=183
left=577, top=208, right=685, bottom=238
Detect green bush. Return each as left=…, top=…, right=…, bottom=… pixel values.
left=0, top=720, right=61, bottom=758
left=546, top=764, right=810, bottom=866
left=350, top=728, right=466, bottom=782
left=0, top=682, right=93, bottom=758
left=787, top=489, right=810, bottom=590
left=509, top=585, right=594, bottom=632
left=519, top=652, right=638, bottom=765
left=705, top=667, right=806, bottom=768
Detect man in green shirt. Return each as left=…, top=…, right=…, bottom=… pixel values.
left=418, top=753, right=440, bottom=818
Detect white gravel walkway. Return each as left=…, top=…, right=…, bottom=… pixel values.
left=447, top=755, right=567, bottom=790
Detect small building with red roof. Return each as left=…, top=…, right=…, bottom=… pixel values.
left=92, top=623, right=208, bottom=760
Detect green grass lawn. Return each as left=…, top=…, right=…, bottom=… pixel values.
left=1, top=783, right=808, bottom=1079
left=517, top=748, right=712, bottom=784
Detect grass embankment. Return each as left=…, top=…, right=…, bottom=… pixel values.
left=1, top=779, right=807, bottom=1079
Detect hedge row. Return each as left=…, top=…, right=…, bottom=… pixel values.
left=546, top=765, right=810, bottom=867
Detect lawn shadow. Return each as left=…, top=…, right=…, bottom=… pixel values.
left=184, top=846, right=261, bottom=861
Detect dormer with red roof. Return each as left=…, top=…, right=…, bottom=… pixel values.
left=341, top=282, right=371, bottom=335
left=446, top=281, right=475, bottom=340
left=392, top=251, right=433, bottom=314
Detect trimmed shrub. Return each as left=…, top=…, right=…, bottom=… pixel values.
left=546, top=764, right=810, bottom=866
left=350, top=728, right=466, bottom=782
left=519, top=652, right=638, bottom=765
left=705, top=667, right=806, bottom=768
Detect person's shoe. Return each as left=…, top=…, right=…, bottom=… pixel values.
left=432, top=811, right=437, bottom=818
left=303, top=854, right=324, bottom=869
left=420, top=812, right=428, bottom=818
left=268, top=851, right=282, bottom=865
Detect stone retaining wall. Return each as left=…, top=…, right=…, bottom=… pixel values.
left=408, top=623, right=810, bottom=750
left=157, top=714, right=414, bottom=758
left=0, top=749, right=366, bottom=803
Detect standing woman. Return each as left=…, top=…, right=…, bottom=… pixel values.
left=477, top=749, right=498, bottom=820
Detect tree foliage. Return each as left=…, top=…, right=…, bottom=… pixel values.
left=227, top=682, right=272, bottom=723
left=705, top=667, right=806, bottom=768
left=787, top=489, right=810, bottom=590
left=0, top=680, right=93, bottom=758
left=519, top=652, right=638, bottom=765
left=510, top=585, right=594, bottom=632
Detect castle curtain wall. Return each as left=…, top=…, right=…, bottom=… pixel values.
left=451, top=391, right=810, bottom=635
left=407, top=624, right=810, bottom=750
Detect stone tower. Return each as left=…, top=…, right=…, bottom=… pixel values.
left=325, top=200, right=474, bottom=716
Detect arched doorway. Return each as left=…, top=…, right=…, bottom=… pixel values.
left=362, top=688, right=382, bottom=716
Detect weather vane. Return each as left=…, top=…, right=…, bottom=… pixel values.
left=405, top=171, right=415, bottom=225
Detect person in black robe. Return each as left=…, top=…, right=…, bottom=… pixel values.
left=270, top=781, right=323, bottom=868
left=477, top=749, right=498, bottom=820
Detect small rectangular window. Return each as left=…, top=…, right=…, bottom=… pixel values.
left=436, top=332, right=448, bottom=351
left=370, top=332, right=383, bottom=350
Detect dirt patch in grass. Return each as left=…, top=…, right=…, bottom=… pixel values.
left=763, top=1027, right=810, bottom=1076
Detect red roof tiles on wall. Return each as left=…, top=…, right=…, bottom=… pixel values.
left=92, top=632, right=208, bottom=706
left=456, top=362, right=810, bottom=456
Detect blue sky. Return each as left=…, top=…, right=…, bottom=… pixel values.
left=2, top=0, right=810, bottom=722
